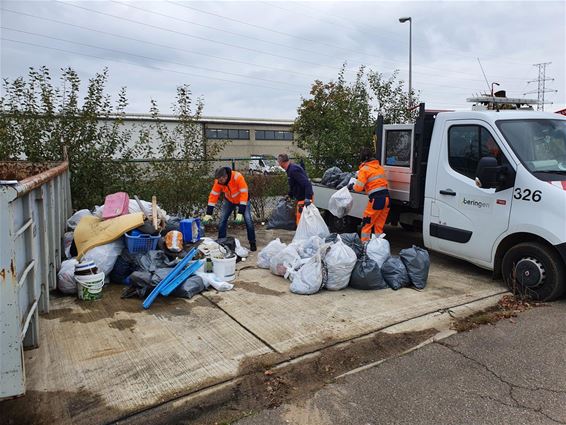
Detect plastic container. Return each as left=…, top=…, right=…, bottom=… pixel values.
left=124, top=231, right=160, bottom=253
left=212, top=256, right=236, bottom=282
left=74, top=260, right=98, bottom=276
left=180, top=218, right=203, bottom=243
left=75, top=272, right=105, bottom=300
left=102, top=192, right=129, bottom=219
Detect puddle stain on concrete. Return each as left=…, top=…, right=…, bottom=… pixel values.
left=235, top=281, right=284, bottom=297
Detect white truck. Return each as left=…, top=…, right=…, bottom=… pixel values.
left=314, top=104, right=566, bottom=300
left=248, top=155, right=283, bottom=175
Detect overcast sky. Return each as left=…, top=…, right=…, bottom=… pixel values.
left=1, top=0, right=564, bottom=119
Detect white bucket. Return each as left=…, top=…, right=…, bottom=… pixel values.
left=75, top=272, right=105, bottom=300
left=212, top=256, right=236, bottom=282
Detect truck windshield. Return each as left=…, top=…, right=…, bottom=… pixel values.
left=496, top=119, right=566, bottom=175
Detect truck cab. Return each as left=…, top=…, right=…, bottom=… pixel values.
left=313, top=105, right=566, bottom=300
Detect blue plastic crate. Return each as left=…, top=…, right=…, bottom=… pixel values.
left=124, top=231, right=160, bottom=253
left=179, top=218, right=204, bottom=243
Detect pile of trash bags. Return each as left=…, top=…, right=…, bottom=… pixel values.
left=257, top=204, right=430, bottom=295
left=57, top=192, right=247, bottom=302
left=320, top=166, right=355, bottom=189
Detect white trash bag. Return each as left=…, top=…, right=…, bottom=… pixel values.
left=293, top=204, right=330, bottom=243
left=289, top=253, right=324, bottom=295
left=270, top=245, right=301, bottom=277
left=196, top=272, right=234, bottom=292
left=366, top=233, right=390, bottom=267
left=324, top=236, right=357, bottom=290
left=66, top=209, right=92, bottom=230
left=328, top=186, right=354, bottom=219
left=235, top=239, right=250, bottom=258
left=57, top=258, right=79, bottom=294
left=83, top=239, right=124, bottom=280
left=257, top=238, right=287, bottom=269
left=293, top=235, right=323, bottom=259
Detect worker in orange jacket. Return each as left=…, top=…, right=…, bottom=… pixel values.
left=348, top=148, right=390, bottom=242
left=203, top=167, right=257, bottom=251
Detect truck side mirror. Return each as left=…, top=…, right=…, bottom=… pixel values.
left=475, top=156, right=500, bottom=189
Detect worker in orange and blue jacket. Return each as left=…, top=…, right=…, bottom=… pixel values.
left=348, top=147, right=390, bottom=242
left=202, top=167, right=257, bottom=251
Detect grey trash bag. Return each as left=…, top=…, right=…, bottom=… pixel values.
left=321, top=166, right=342, bottom=186
left=399, top=245, right=430, bottom=289
left=336, top=172, right=355, bottom=189
left=173, top=275, right=205, bottom=299
left=349, top=252, right=388, bottom=290
left=381, top=256, right=410, bottom=290
left=267, top=197, right=296, bottom=230
left=340, top=233, right=363, bottom=259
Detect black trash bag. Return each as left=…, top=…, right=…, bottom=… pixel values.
left=350, top=254, right=387, bottom=290
left=399, top=245, right=430, bottom=289
left=336, top=172, right=355, bottom=189
left=381, top=256, right=410, bottom=290
left=325, top=233, right=338, bottom=243
left=172, top=275, right=205, bottom=299
left=109, top=249, right=143, bottom=285
left=340, top=233, right=363, bottom=259
left=267, top=198, right=296, bottom=230
left=216, top=237, right=236, bottom=254
left=161, top=215, right=183, bottom=236
left=321, top=166, right=342, bottom=186
left=121, top=267, right=173, bottom=299
left=139, top=250, right=178, bottom=272
left=135, top=221, right=161, bottom=236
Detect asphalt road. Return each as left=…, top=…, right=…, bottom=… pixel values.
left=237, top=300, right=566, bottom=425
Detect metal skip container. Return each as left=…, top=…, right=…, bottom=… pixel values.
left=0, top=161, right=71, bottom=399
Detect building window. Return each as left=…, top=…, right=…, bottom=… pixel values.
left=255, top=130, right=294, bottom=141
left=206, top=128, right=250, bottom=140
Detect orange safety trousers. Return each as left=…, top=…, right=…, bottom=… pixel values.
left=361, top=195, right=390, bottom=242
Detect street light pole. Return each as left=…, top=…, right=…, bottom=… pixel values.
left=399, top=17, right=412, bottom=107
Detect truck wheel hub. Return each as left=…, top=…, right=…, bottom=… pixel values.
left=515, top=257, right=545, bottom=288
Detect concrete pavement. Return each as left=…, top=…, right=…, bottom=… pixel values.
left=237, top=301, right=566, bottom=425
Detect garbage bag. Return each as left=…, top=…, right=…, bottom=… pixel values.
left=321, top=166, right=342, bottom=186
left=109, top=249, right=143, bottom=285
left=400, top=246, right=430, bottom=289
left=216, top=237, right=236, bottom=255
left=289, top=253, right=325, bottom=295
left=270, top=244, right=301, bottom=277
left=350, top=253, right=387, bottom=290
left=366, top=233, right=390, bottom=267
left=324, top=236, right=357, bottom=291
left=172, top=275, right=205, bottom=299
left=293, top=235, right=323, bottom=259
left=381, top=256, right=410, bottom=290
left=83, top=239, right=124, bottom=279
left=63, top=231, right=74, bottom=259
left=293, top=204, right=329, bottom=242
left=161, top=215, right=182, bottom=235
left=340, top=233, right=363, bottom=259
left=122, top=271, right=155, bottom=298
left=328, top=186, right=354, bottom=218
left=235, top=239, right=250, bottom=258
left=336, top=172, right=355, bottom=189
left=139, top=250, right=176, bottom=272
left=257, top=238, right=287, bottom=269
left=267, top=197, right=296, bottom=230
left=196, top=272, right=234, bottom=291
left=66, top=209, right=92, bottom=230
left=57, top=259, right=79, bottom=294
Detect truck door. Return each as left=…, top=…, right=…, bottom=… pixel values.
left=431, top=121, right=514, bottom=263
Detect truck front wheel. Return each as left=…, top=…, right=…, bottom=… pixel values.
left=501, top=242, right=566, bottom=301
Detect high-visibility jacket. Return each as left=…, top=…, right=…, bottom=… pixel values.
left=352, top=160, right=388, bottom=196
left=207, top=170, right=249, bottom=209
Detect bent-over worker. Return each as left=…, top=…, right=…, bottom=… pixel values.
left=202, top=167, right=257, bottom=251
left=348, top=147, right=390, bottom=242
left=277, top=153, right=314, bottom=224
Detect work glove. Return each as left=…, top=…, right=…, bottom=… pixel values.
left=304, top=198, right=311, bottom=207
left=202, top=214, right=213, bottom=225
left=235, top=213, right=244, bottom=224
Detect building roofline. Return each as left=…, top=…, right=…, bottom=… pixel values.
left=99, top=113, right=294, bottom=126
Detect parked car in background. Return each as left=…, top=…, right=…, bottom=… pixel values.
left=249, top=155, right=284, bottom=175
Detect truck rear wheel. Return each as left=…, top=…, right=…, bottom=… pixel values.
left=501, top=242, right=566, bottom=301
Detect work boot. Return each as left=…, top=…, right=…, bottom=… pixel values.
left=249, top=241, right=257, bottom=252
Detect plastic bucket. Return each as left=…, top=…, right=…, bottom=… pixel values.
left=212, top=256, right=236, bottom=282
left=75, top=272, right=105, bottom=300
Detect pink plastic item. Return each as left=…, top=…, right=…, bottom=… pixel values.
left=102, top=192, right=130, bottom=219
